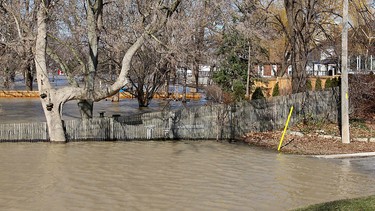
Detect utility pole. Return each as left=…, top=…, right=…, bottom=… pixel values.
left=341, top=0, right=350, bottom=143
left=246, top=42, right=251, bottom=99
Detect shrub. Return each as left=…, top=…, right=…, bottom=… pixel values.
left=349, top=74, right=375, bottom=119
left=324, top=78, right=332, bottom=89
left=251, top=87, right=265, bottom=100
left=306, top=80, right=312, bottom=91
left=315, top=78, right=322, bottom=91
left=205, top=85, right=223, bottom=103
left=232, top=80, right=246, bottom=101
left=332, top=77, right=340, bottom=87
left=272, top=82, right=280, bottom=96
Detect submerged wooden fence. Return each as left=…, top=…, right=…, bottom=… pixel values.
left=0, top=107, right=227, bottom=142
left=62, top=110, right=221, bottom=142
left=0, top=122, right=48, bottom=141
left=0, top=89, right=339, bottom=142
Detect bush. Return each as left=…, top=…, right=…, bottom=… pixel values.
left=205, top=85, right=224, bottom=103
left=306, top=80, right=312, bottom=91
left=272, top=82, right=280, bottom=96
left=232, top=80, right=246, bottom=101
left=251, top=87, right=265, bottom=100
left=315, top=78, right=322, bottom=91
left=324, top=78, right=332, bottom=89
left=349, top=74, right=375, bottom=119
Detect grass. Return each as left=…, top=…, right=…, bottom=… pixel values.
left=293, top=195, right=375, bottom=211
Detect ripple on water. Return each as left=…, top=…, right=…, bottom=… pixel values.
left=0, top=141, right=374, bottom=211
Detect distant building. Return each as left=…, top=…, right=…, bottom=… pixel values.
left=255, top=47, right=340, bottom=78
left=254, top=64, right=280, bottom=77
left=177, top=65, right=214, bottom=86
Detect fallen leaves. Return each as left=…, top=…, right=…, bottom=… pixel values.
left=242, top=129, right=375, bottom=155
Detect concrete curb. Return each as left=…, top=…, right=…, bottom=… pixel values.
left=314, top=152, right=375, bottom=159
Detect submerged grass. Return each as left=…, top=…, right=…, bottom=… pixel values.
left=293, top=195, right=375, bottom=211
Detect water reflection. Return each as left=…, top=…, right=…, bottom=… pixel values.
left=0, top=141, right=374, bottom=211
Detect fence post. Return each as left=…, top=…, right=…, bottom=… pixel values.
left=45, top=122, right=49, bottom=141
left=229, top=104, right=237, bottom=141
left=110, top=118, right=114, bottom=140
left=145, top=125, right=155, bottom=139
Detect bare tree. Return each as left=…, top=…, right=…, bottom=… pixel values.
left=0, top=0, right=36, bottom=90
left=266, top=0, right=341, bottom=93
left=161, top=0, right=227, bottom=89
left=0, top=47, right=16, bottom=89
left=349, top=0, right=374, bottom=71
left=127, top=41, right=171, bottom=107
left=35, top=0, right=181, bottom=142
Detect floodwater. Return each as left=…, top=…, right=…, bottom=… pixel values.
left=0, top=141, right=374, bottom=211
left=0, top=98, right=205, bottom=123
left=0, top=75, right=205, bottom=123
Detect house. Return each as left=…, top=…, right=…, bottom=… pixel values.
left=177, top=65, right=214, bottom=86
left=254, top=64, right=281, bottom=77
left=254, top=48, right=339, bottom=77
left=307, top=58, right=338, bottom=76
left=198, top=65, right=213, bottom=85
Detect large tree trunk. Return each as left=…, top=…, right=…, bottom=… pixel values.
left=193, top=62, right=199, bottom=88
left=291, top=46, right=308, bottom=93
left=192, top=2, right=206, bottom=89
left=22, top=46, right=35, bottom=91
left=137, top=95, right=150, bottom=107
left=43, top=92, right=66, bottom=142
left=285, top=0, right=308, bottom=93
left=35, top=3, right=66, bottom=142
left=76, top=0, right=102, bottom=119
left=25, top=64, right=33, bottom=91
left=165, top=72, right=170, bottom=98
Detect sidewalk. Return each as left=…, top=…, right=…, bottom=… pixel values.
left=314, top=152, right=375, bottom=159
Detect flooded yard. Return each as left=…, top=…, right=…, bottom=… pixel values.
left=0, top=141, right=374, bottom=210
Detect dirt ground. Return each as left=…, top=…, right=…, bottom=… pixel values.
left=241, top=119, right=375, bottom=155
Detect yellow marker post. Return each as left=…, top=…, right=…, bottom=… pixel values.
left=278, top=106, right=294, bottom=151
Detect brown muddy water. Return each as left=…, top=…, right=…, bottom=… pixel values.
left=0, top=141, right=374, bottom=211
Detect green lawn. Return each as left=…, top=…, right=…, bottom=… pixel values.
left=294, top=195, right=375, bottom=211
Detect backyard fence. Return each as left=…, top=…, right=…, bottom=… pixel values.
left=0, top=89, right=340, bottom=142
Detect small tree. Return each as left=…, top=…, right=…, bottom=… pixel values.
left=213, top=31, right=248, bottom=94
left=251, top=87, right=265, bottom=100
left=127, top=44, right=170, bottom=107
left=315, top=78, right=322, bottom=91
left=272, top=82, right=280, bottom=96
